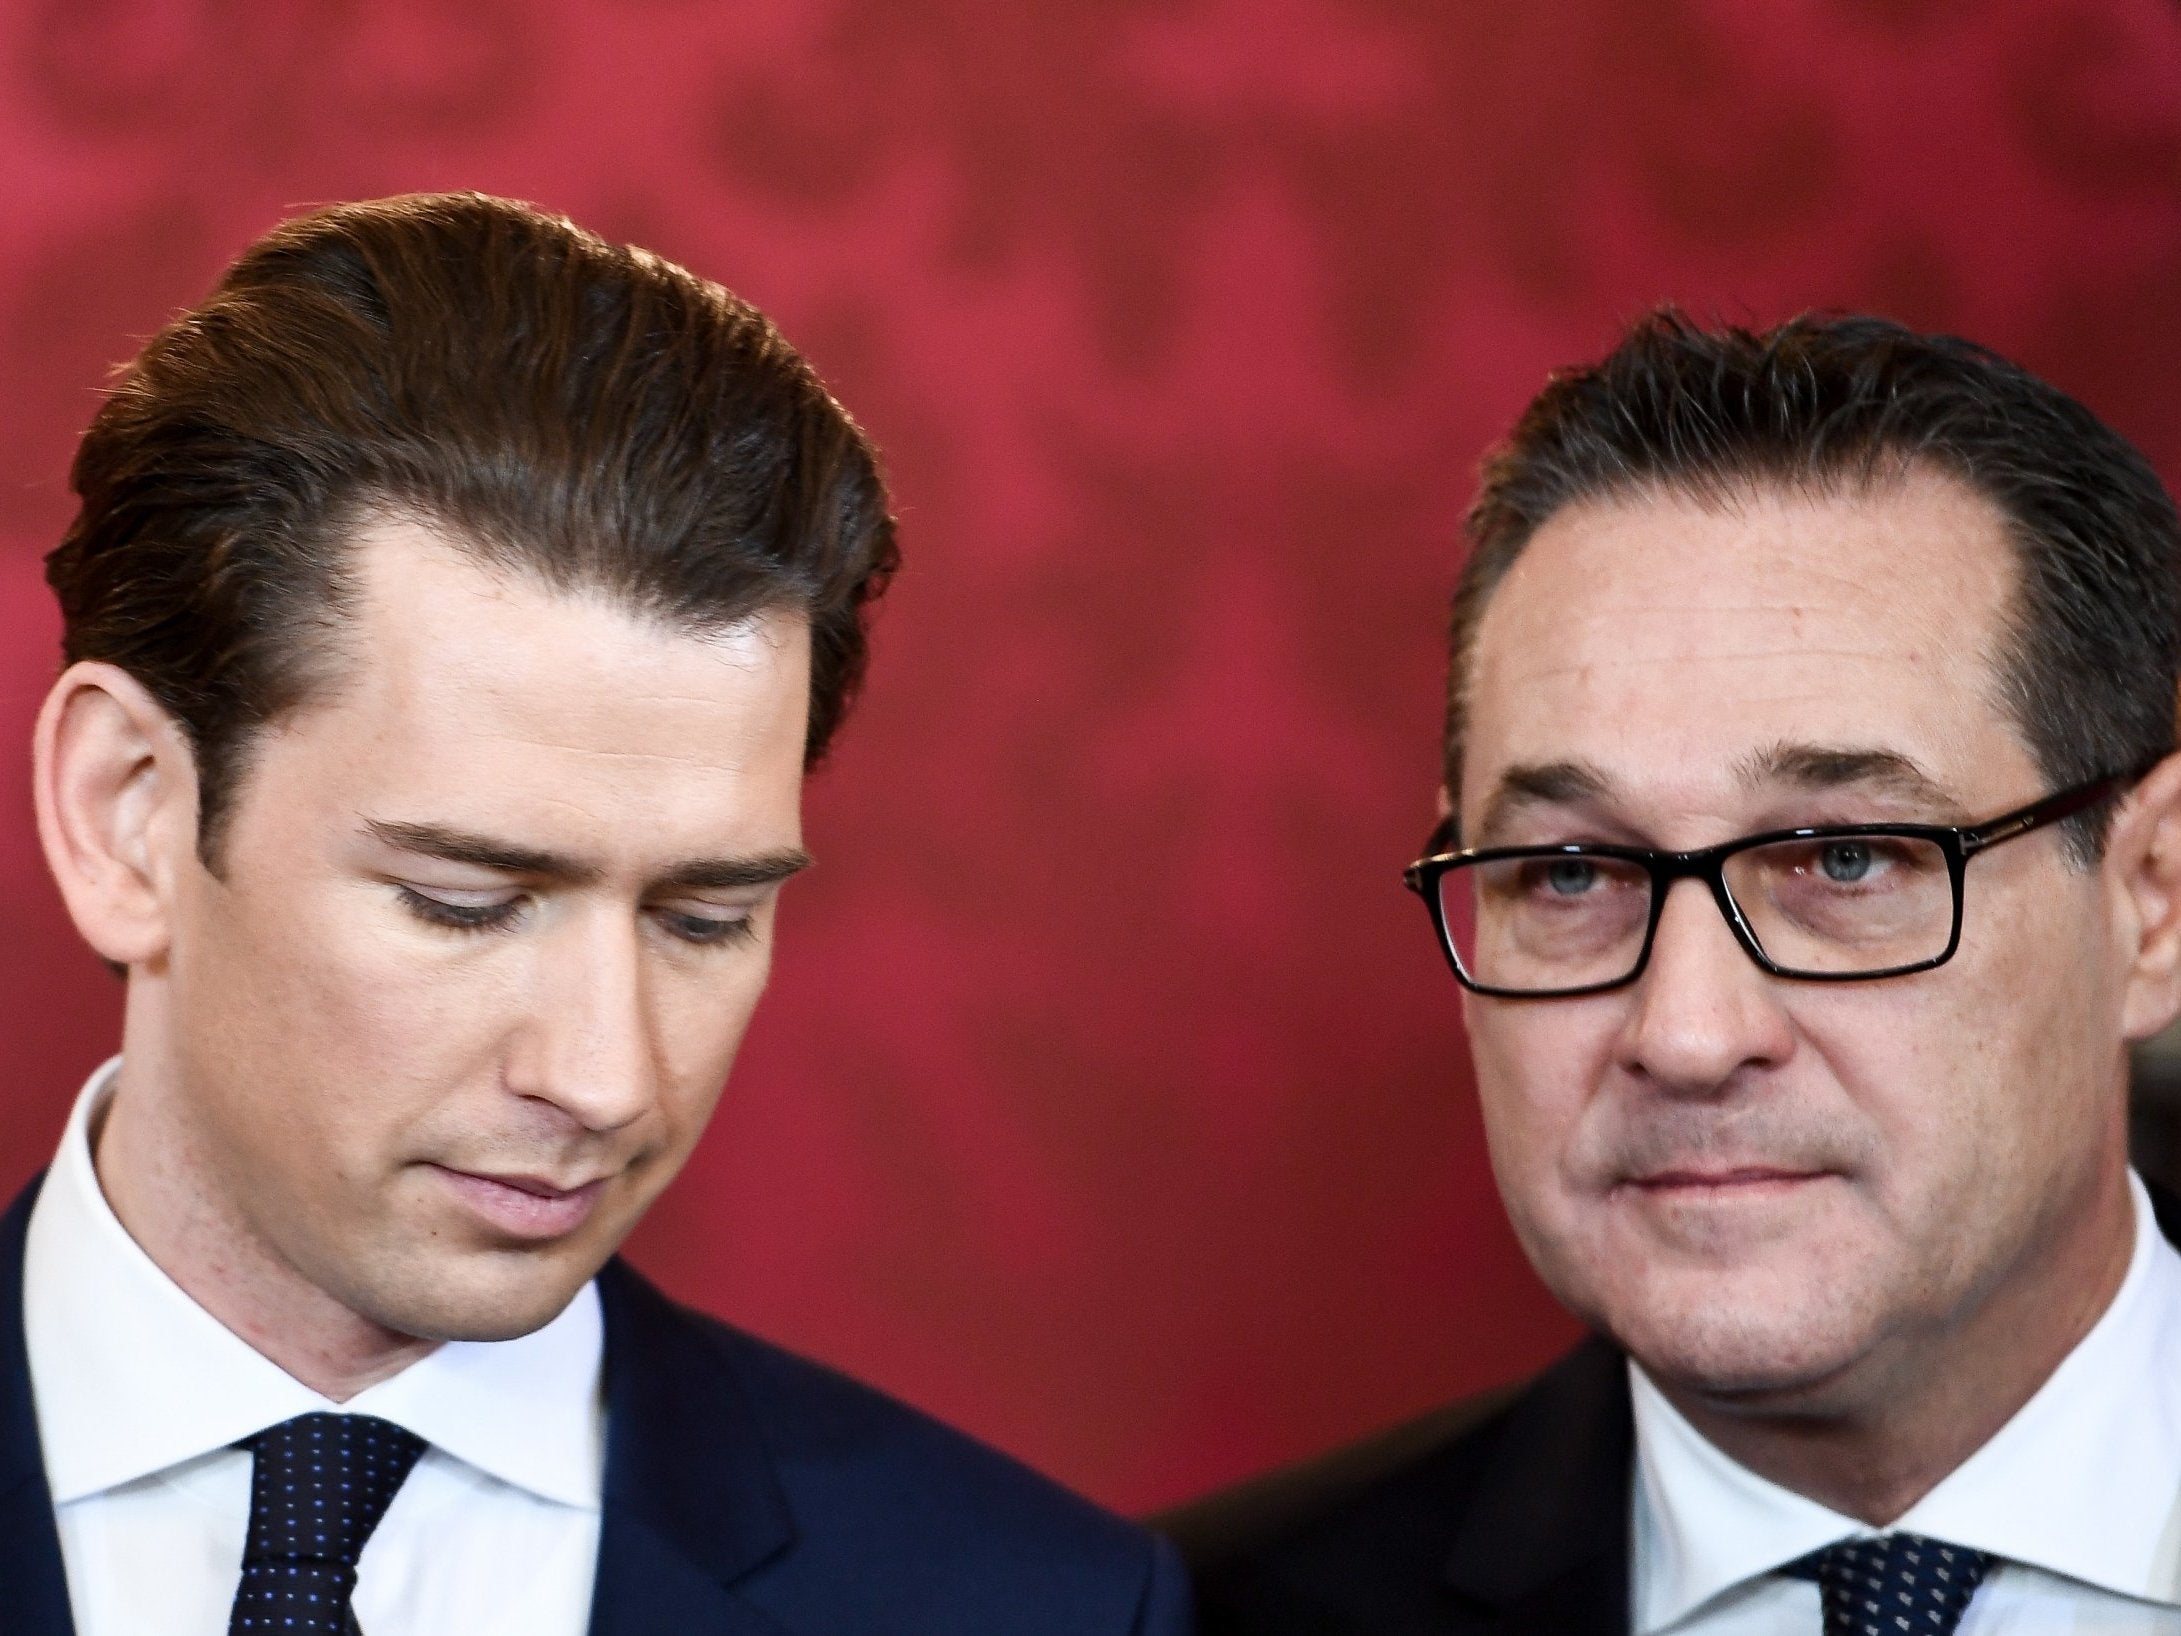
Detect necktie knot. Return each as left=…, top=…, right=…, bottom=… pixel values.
left=1784, top=1531, right=1995, bottom=1636
left=229, top=1412, right=426, bottom=1633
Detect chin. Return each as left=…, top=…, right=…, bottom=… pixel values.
left=1602, top=1269, right=1882, bottom=1403
left=345, top=1246, right=602, bottom=1344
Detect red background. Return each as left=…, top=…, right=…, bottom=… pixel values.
left=1, top=0, right=2178, bottom=1515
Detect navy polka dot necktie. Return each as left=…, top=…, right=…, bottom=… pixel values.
left=227, top=1412, right=427, bottom=1635
left=1783, top=1532, right=1995, bottom=1636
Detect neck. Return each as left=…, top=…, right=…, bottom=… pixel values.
left=1656, top=1157, right=2138, bottom=1524
left=93, top=1004, right=437, bottom=1401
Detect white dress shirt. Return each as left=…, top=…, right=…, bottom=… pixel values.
left=24, top=1059, right=606, bottom=1634
left=1632, top=1169, right=2181, bottom=1634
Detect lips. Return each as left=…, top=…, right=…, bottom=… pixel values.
left=1627, top=1165, right=1829, bottom=1193
left=431, top=1165, right=607, bottom=1240
left=1640, top=1169, right=1823, bottom=1195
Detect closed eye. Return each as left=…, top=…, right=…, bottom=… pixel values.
left=397, top=884, right=525, bottom=934
left=397, top=886, right=770, bottom=946
left=651, top=904, right=761, bottom=947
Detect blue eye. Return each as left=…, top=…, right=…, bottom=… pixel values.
left=1818, top=841, right=1875, bottom=883
left=1545, top=858, right=1598, bottom=896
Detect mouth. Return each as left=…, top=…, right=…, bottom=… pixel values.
left=1624, top=1165, right=1832, bottom=1197
left=429, top=1165, right=608, bottom=1241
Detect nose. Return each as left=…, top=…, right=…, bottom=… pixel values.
left=1614, top=876, right=1795, bottom=1095
left=507, top=909, right=661, bottom=1134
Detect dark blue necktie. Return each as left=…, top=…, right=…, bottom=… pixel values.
left=227, top=1412, right=427, bottom=1635
left=1783, top=1532, right=1996, bottom=1636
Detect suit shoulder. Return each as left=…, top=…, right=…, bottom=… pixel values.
left=704, top=1308, right=1133, bottom=1537
left=654, top=1294, right=1184, bottom=1632
left=1154, top=1341, right=1626, bottom=1634
left=1154, top=1378, right=1524, bottom=1573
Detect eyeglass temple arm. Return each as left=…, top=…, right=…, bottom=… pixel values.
left=1402, top=814, right=1461, bottom=893
left=1959, top=768, right=2143, bottom=856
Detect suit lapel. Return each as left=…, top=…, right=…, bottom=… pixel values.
left=587, top=1259, right=798, bottom=1635
left=0, top=1175, right=77, bottom=1634
left=2145, top=1177, right=2181, bottom=1248
left=1440, top=1337, right=1632, bottom=1635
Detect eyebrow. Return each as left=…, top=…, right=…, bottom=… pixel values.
left=363, top=819, right=813, bottom=892
left=1472, top=743, right=1967, bottom=843
left=1730, top=742, right=1965, bottom=816
left=1474, top=760, right=1613, bottom=844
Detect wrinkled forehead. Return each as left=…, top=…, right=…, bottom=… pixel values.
left=1458, top=475, right=2037, bottom=840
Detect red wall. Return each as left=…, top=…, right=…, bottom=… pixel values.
left=1, top=0, right=2177, bottom=1514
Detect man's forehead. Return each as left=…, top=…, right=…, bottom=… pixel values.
left=336, top=516, right=810, bottom=701
left=1489, top=475, right=2013, bottom=646
left=1458, top=473, right=2034, bottom=825
left=231, top=516, right=814, bottom=864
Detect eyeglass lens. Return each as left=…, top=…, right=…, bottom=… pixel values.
left=1440, top=833, right=1956, bottom=992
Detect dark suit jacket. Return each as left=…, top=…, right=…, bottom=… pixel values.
left=1160, top=1182, right=2181, bottom=1636
left=0, top=1178, right=1189, bottom=1634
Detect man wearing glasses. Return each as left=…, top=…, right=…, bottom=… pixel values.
left=1169, top=310, right=2181, bottom=1635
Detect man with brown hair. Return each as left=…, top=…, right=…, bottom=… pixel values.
left=1168, top=312, right=2181, bottom=1634
left=8, top=193, right=1187, bottom=1635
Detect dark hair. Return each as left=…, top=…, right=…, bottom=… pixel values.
left=1446, top=308, right=2181, bottom=854
left=47, top=191, right=898, bottom=863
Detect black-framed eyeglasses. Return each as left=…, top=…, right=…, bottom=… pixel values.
left=1402, top=770, right=2139, bottom=999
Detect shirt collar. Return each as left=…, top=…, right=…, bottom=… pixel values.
left=1632, top=1169, right=2181, bottom=1631
left=23, top=1057, right=604, bottom=1511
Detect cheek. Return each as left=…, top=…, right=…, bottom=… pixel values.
left=651, top=1061, right=733, bottom=1164
left=1980, top=934, right=2127, bottom=1180
left=656, top=953, right=773, bottom=1099
left=1796, top=918, right=2119, bottom=1227
left=1466, top=1000, right=1615, bottom=1200
left=180, top=879, right=507, bottom=1151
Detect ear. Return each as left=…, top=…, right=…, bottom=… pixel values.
left=1436, top=785, right=1454, bottom=822
left=32, top=662, right=202, bottom=970
left=2109, top=752, right=2181, bottom=1042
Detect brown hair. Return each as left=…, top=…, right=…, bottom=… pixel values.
left=1447, top=308, right=2180, bottom=854
left=47, top=191, right=898, bottom=863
